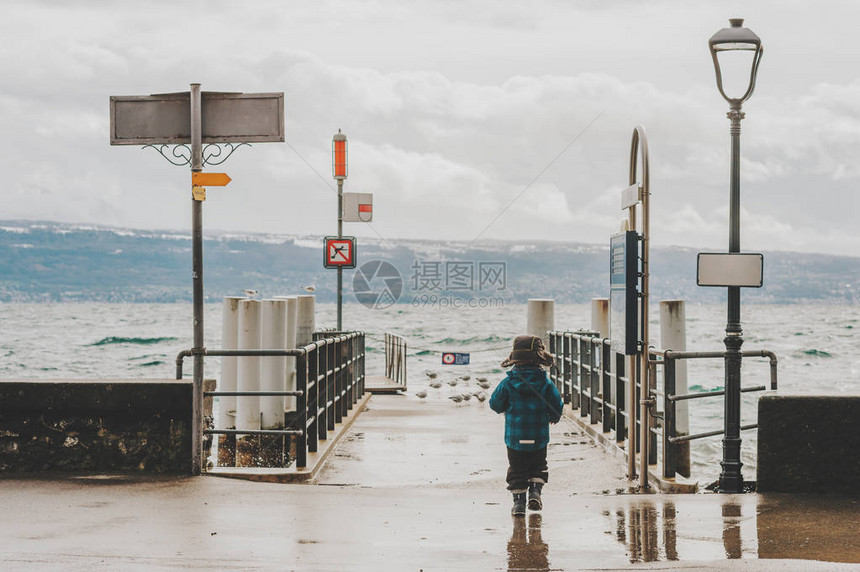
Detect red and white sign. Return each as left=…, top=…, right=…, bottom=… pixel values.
left=343, top=192, right=373, bottom=223
left=324, top=236, right=356, bottom=269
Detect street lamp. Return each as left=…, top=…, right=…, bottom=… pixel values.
left=332, top=129, right=348, bottom=331
left=708, top=18, right=763, bottom=493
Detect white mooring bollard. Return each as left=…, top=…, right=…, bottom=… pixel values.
left=219, top=296, right=243, bottom=430
left=591, top=298, right=613, bottom=404
left=296, top=295, right=316, bottom=346
left=260, top=299, right=287, bottom=430
left=217, top=295, right=244, bottom=466
left=526, top=299, right=555, bottom=346
left=284, top=296, right=298, bottom=412
left=660, top=299, right=691, bottom=477
left=236, top=299, right=261, bottom=467
left=590, top=298, right=610, bottom=338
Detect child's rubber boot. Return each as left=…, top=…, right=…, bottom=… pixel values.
left=528, top=481, right=543, bottom=511
left=511, top=492, right=527, bottom=516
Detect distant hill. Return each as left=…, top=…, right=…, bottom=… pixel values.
left=0, top=220, right=857, bottom=304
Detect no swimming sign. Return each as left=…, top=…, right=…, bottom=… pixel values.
left=441, top=352, right=470, bottom=365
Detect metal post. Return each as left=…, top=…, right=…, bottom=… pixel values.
left=629, top=126, right=651, bottom=492
left=190, top=83, right=204, bottom=475
left=664, top=355, right=677, bottom=479
left=624, top=166, right=638, bottom=483
left=337, top=179, right=344, bottom=331
left=719, top=102, right=746, bottom=493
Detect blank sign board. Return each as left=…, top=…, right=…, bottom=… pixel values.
left=110, top=92, right=285, bottom=145
left=697, top=253, right=763, bottom=288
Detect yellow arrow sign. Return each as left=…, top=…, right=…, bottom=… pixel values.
left=192, top=172, right=232, bottom=186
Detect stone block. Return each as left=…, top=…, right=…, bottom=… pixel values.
left=0, top=379, right=213, bottom=474
left=757, top=394, right=860, bottom=494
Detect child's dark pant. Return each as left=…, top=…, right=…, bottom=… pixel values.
left=506, top=446, right=548, bottom=491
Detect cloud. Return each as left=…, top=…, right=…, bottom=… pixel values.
left=0, top=1, right=859, bottom=256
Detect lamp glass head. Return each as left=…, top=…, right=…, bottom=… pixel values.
left=709, top=18, right=763, bottom=104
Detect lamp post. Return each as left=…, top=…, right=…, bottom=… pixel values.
left=332, top=129, right=348, bottom=331
left=708, top=18, right=763, bottom=493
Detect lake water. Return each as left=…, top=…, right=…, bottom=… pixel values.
left=1, top=301, right=857, bottom=481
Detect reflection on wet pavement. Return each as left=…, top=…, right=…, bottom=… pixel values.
left=722, top=502, right=743, bottom=559
left=607, top=495, right=860, bottom=564
left=507, top=514, right=549, bottom=572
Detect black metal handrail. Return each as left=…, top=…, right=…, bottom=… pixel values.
left=649, top=348, right=777, bottom=479
left=384, top=332, right=407, bottom=389
left=548, top=331, right=636, bottom=448
left=548, top=330, right=779, bottom=484
left=175, top=331, right=366, bottom=470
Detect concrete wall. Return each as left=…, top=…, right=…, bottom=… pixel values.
left=0, top=379, right=212, bottom=474
left=757, top=394, right=860, bottom=494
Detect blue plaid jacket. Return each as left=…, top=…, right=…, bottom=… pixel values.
left=489, top=365, right=563, bottom=451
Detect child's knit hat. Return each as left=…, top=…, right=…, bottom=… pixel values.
left=500, top=335, right=553, bottom=368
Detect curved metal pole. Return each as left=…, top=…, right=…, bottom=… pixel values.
left=629, top=125, right=651, bottom=491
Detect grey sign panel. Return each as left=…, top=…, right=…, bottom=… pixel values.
left=110, top=92, right=285, bottom=145
left=697, top=252, right=764, bottom=288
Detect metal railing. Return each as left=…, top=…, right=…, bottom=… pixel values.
left=384, top=332, right=407, bottom=390
left=176, top=331, right=365, bottom=470
left=548, top=330, right=778, bottom=486
left=649, top=348, right=777, bottom=480
left=548, top=331, right=639, bottom=448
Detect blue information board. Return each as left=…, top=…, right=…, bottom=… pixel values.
left=610, top=231, right=639, bottom=355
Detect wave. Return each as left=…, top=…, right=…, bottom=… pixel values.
left=434, top=334, right=508, bottom=345
left=413, top=350, right=433, bottom=356
left=687, top=384, right=723, bottom=392
left=88, top=336, right=178, bottom=347
left=138, top=360, right=165, bottom=367
left=801, top=349, right=832, bottom=358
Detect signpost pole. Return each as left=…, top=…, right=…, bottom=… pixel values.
left=190, top=83, right=204, bottom=475
left=109, top=84, right=284, bottom=476
left=337, top=178, right=343, bottom=331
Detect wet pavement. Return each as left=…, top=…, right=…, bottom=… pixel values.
left=0, top=393, right=858, bottom=570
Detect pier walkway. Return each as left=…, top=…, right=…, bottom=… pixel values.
left=0, top=392, right=858, bottom=570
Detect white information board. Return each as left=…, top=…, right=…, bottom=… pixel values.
left=697, top=253, right=763, bottom=288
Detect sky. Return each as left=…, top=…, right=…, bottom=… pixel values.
left=1, top=1, right=859, bottom=256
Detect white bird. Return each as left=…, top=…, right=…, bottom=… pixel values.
left=446, top=379, right=458, bottom=388
left=461, top=393, right=472, bottom=402
left=242, top=289, right=259, bottom=298
left=426, top=371, right=438, bottom=379
left=429, top=380, right=443, bottom=390
left=415, top=390, right=428, bottom=401
left=459, top=374, right=471, bottom=382
left=302, top=285, right=316, bottom=292
left=476, top=376, right=488, bottom=383
left=475, top=392, right=487, bottom=405
left=478, top=381, right=492, bottom=390
left=448, top=395, right=463, bottom=406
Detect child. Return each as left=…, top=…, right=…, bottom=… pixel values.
left=490, top=335, right=563, bottom=516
